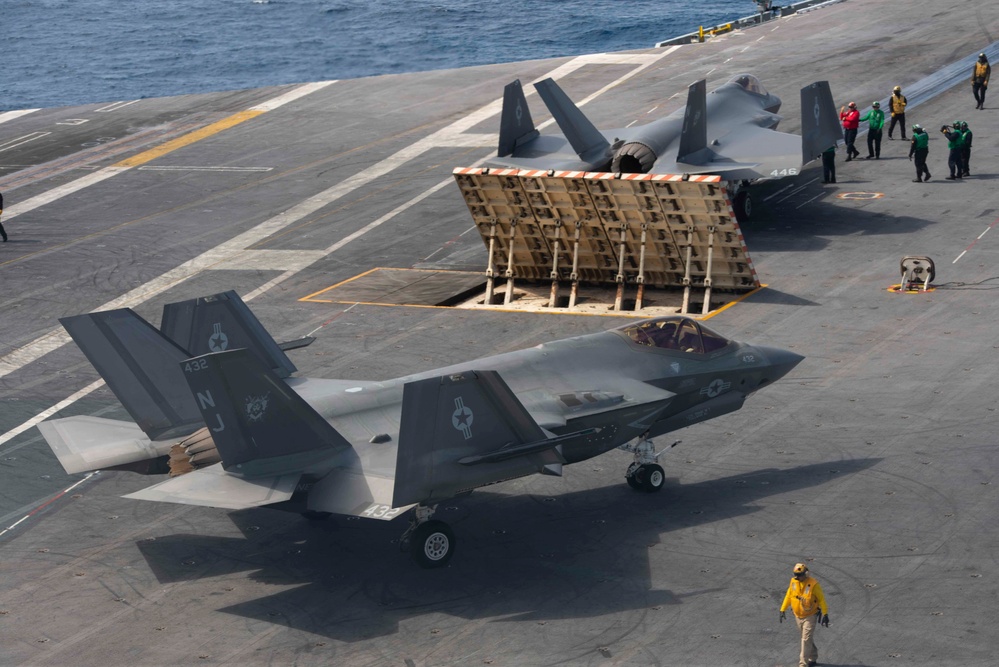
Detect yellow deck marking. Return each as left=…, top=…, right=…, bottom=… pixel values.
left=113, top=109, right=265, bottom=168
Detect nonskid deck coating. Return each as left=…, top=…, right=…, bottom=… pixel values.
left=1, top=0, right=999, bottom=664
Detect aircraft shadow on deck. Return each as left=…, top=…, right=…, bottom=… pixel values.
left=136, top=458, right=878, bottom=641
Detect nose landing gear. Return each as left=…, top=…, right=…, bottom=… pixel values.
left=621, top=435, right=679, bottom=493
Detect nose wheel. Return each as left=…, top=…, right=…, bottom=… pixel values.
left=626, top=462, right=666, bottom=492
left=621, top=435, right=677, bottom=493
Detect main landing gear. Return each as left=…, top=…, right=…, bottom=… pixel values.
left=620, top=435, right=679, bottom=493
left=400, top=504, right=455, bottom=569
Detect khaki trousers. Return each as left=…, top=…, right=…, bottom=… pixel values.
left=794, top=613, right=818, bottom=667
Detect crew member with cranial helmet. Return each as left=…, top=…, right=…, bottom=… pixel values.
left=839, top=101, right=861, bottom=161
left=959, top=121, right=973, bottom=176
left=780, top=563, right=830, bottom=667
left=941, top=122, right=964, bottom=180
left=972, top=53, right=990, bottom=109
left=888, top=85, right=908, bottom=140
left=909, top=124, right=931, bottom=182
left=859, top=100, right=885, bottom=159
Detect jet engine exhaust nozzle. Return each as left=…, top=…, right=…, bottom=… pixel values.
left=611, top=142, right=657, bottom=174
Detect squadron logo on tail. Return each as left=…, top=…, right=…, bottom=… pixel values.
left=245, top=393, right=270, bottom=422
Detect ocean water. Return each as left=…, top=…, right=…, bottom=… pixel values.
left=3, top=0, right=752, bottom=112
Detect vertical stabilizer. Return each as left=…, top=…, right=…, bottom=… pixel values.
left=498, top=80, right=540, bottom=157
left=179, top=349, right=350, bottom=476
left=800, top=81, right=842, bottom=164
left=61, top=310, right=204, bottom=440
left=160, top=291, right=296, bottom=378
left=677, top=79, right=709, bottom=164
left=534, top=78, right=610, bottom=164
left=392, top=370, right=558, bottom=508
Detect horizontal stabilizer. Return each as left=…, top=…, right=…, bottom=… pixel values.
left=161, top=291, right=297, bottom=378
left=38, top=416, right=176, bottom=475
left=124, top=463, right=299, bottom=509
left=179, top=349, right=351, bottom=475
left=61, top=310, right=204, bottom=441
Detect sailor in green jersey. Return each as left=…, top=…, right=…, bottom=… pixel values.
left=859, top=101, right=885, bottom=158
left=959, top=121, right=972, bottom=176
left=941, top=123, right=964, bottom=179
left=908, top=125, right=930, bottom=182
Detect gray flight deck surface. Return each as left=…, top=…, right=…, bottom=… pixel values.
left=1, top=0, right=997, bottom=664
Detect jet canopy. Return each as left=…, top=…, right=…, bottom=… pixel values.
left=616, top=316, right=731, bottom=354
left=729, top=74, right=769, bottom=96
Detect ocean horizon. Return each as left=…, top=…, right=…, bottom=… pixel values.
left=4, top=0, right=753, bottom=112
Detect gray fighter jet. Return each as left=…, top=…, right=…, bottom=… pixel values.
left=38, top=292, right=803, bottom=568
left=495, top=74, right=842, bottom=220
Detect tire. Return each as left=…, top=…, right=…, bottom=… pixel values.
left=640, top=464, right=665, bottom=493
left=626, top=472, right=642, bottom=490
left=410, top=520, right=455, bottom=569
left=734, top=191, right=752, bottom=222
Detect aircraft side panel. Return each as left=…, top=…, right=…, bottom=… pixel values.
left=392, top=370, right=549, bottom=508
left=61, top=309, right=205, bottom=441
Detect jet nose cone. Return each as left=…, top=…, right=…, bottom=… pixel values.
left=756, top=345, right=805, bottom=382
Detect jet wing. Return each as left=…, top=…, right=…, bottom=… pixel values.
left=707, top=124, right=802, bottom=177
left=124, top=463, right=300, bottom=509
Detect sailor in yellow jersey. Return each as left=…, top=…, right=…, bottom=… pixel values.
left=779, top=563, right=830, bottom=667
left=972, top=53, right=990, bottom=110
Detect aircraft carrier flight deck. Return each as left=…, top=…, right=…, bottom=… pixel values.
left=2, top=0, right=998, bottom=665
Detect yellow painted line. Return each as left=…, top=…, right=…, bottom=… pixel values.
left=113, top=109, right=265, bottom=168
left=301, top=267, right=765, bottom=319
left=700, top=283, right=769, bottom=320
left=300, top=267, right=383, bottom=302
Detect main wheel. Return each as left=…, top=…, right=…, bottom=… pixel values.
left=410, top=520, right=455, bottom=569
left=734, top=191, right=752, bottom=222
left=626, top=472, right=642, bottom=490
left=640, top=464, right=665, bottom=493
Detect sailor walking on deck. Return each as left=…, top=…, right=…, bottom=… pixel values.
left=780, top=563, right=830, bottom=667
left=860, top=101, right=885, bottom=159
left=840, top=102, right=861, bottom=161
left=887, top=86, right=908, bottom=140
left=972, top=53, right=990, bottom=109
left=909, top=125, right=931, bottom=182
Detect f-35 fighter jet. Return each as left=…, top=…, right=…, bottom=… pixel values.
left=495, top=74, right=842, bottom=219
left=39, top=292, right=803, bottom=568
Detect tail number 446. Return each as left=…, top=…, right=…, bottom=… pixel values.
left=769, top=168, right=799, bottom=177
